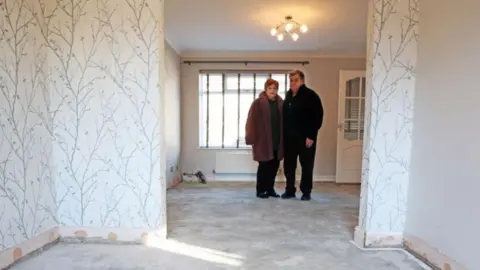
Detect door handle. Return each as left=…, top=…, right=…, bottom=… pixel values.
left=338, top=123, right=343, bottom=131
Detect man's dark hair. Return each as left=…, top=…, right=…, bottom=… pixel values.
left=289, top=69, right=305, bottom=80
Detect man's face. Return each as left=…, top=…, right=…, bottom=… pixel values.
left=289, top=74, right=304, bottom=92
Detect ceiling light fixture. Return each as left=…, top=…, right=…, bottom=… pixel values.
left=270, top=15, right=308, bottom=42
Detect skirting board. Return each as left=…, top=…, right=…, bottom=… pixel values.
left=350, top=240, right=431, bottom=270
left=404, top=235, right=467, bottom=270
left=167, top=173, right=182, bottom=189
left=0, top=227, right=59, bottom=270
left=195, top=174, right=336, bottom=182
left=353, top=226, right=403, bottom=248
left=59, top=227, right=167, bottom=245
left=354, top=226, right=466, bottom=270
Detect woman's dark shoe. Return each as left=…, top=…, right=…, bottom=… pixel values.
left=267, top=191, right=280, bottom=198
left=256, top=192, right=269, bottom=199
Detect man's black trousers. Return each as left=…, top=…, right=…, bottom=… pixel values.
left=283, top=138, right=316, bottom=195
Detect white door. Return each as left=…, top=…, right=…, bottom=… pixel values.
left=336, top=70, right=366, bottom=183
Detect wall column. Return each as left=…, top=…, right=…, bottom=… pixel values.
left=45, top=0, right=167, bottom=241
left=355, top=0, right=420, bottom=248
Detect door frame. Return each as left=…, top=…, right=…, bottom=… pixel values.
left=335, top=70, right=366, bottom=183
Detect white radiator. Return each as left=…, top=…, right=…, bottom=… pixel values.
left=212, top=151, right=333, bottom=182
left=214, top=151, right=257, bottom=174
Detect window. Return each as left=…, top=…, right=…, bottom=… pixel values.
left=344, top=77, right=366, bottom=141
left=199, top=71, right=290, bottom=148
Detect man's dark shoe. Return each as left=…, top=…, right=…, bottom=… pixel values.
left=256, top=192, right=269, bottom=199
left=281, top=192, right=296, bottom=199
left=301, top=194, right=311, bottom=201
left=267, top=190, right=280, bottom=198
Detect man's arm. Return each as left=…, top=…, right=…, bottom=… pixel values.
left=245, top=101, right=257, bottom=145
left=306, top=90, right=324, bottom=141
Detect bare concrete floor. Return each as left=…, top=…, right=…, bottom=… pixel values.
left=10, top=182, right=429, bottom=270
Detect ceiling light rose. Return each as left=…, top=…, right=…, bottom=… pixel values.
left=270, top=15, right=308, bottom=42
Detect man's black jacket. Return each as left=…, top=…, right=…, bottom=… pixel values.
left=283, top=84, right=324, bottom=141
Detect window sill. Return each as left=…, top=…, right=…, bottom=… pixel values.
left=197, top=147, right=252, bottom=152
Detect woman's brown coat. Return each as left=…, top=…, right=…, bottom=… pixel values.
left=245, top=92, right=284, bottom=162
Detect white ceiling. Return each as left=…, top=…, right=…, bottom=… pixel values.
left=164, top=0, right=368, bottom=56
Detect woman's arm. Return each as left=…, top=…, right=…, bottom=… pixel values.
left=245, top=101, right=257, bottom=145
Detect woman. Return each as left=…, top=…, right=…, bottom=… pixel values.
left=245, top=78, right=284, bottom=199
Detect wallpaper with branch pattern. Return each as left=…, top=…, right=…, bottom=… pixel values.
left=0, top=0, right=165, bottom=252
left=359, top=0, right=420, bottom=234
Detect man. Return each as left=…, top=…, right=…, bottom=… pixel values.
left=282, top=70, right=324, bottom=201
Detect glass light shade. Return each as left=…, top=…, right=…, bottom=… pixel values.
left=285, top=23, right=293, bottom=32
left=277, top=34, right=284, bottom=41
left=270, top=28, right=277, bottom=36
left=291, top=33, right=299, bottom=41
left=300, top=24, right=308, bottom=33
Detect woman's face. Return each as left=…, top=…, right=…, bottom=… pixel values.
left=265, top=84, right=278, bottom=100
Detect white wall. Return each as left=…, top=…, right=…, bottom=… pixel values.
left=180, top=54, right=365, bottom=181
left=164, top=42, right=181, bottom=187
left=0, top=0, right=56, bottom=256
left=356, top=0, right=419, bottom=247
left=0, top=0, right=166, bottom=266
left=49, top=0, right=165, bottom=235
left=405, top=1, right=480, bottom=269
